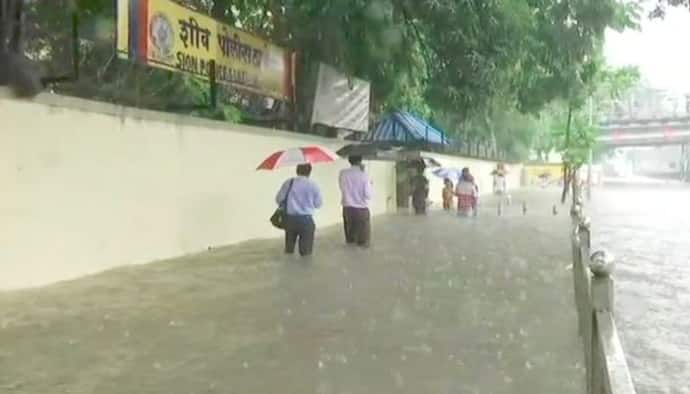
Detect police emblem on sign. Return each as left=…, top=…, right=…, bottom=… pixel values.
left=149, top=13, right=175, bottom=61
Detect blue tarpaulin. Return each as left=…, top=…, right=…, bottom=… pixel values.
left=364, top=111, right=451, bottom=145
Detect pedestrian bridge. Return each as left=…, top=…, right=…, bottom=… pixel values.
left=599, top=117, right=690, bottom=147
left=0, top=190, right=634, bottom=393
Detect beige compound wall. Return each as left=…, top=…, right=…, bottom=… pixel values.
left=0, top=90, right=396, bottom=289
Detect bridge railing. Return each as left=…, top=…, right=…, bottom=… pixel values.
left=570, top=204, right=637, bottom=394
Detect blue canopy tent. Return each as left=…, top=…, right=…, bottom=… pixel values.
left=364, top=111, right=451, bottom=146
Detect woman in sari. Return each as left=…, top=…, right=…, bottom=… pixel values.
left=455, top=168, right=479, bottom=217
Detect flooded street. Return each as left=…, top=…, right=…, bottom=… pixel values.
left=590, top=185, right=690, bottom=394
left=0, top=191, right=583, bottom=394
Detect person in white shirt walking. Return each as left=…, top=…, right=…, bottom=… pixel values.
left=339, top=155, right=373, bottom=248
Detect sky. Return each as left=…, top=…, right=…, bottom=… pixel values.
left=605, top=3, right=690, bottom=93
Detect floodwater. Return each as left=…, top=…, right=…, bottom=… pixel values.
left=0, top=191, right=584, bottom=394
left=590, top=185, right=690, bottom=394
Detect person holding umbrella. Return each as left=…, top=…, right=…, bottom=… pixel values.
left=431, top=167, right=461, bottom=211
left=274, top=164, right=323, bottom=257
left=339, top=155, right=373, bottom=248
left=410, top=164, right=430, bottom=215
left=259, top=146, right=336, bottom=257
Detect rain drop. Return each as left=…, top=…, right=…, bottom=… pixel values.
left=393, top=371, right=405, bottom=388
left=316, top=382, right=331, bottom=394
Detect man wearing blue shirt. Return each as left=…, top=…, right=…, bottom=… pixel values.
left=275, top=164, right=323, bottom=256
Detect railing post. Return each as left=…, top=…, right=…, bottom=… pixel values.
left=589, top=250, right=616, bottom=394
left=570, top=198, right=583, bottom=224
left=572, top=212, right=593, bottom=394
left=590, top=251, right=614, bottom=313
left=572, top=215, right=591, bottom=336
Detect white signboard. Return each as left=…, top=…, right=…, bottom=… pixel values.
left=310, top=63, right=370, bottom=133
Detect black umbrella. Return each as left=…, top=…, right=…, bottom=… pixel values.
left=406, top=157, right=442, bottom=169
left=336, top=142, right=397, bottom=159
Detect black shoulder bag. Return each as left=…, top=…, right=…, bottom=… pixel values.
left=270, top=179, right=295, bottom=230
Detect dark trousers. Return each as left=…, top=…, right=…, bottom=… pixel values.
left=412, top=195, right=427, bottom=215
left=285, top=215, right=315, bottom=256
left=342, top=207, right=371, bottom=247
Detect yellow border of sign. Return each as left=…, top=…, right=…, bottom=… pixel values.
left=115, top=0, right=293, bottom=100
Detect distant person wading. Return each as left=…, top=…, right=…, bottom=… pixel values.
left=456, top=167, right=479, bottom=217
left=275, top=164, right=323, bottom=256
left=339, top=155, right=373, bottom=248
left=411, top=165, right=430, bottom=215
left=442, top=178, right=454, bottom=211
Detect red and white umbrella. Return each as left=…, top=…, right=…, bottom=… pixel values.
left=257, top=145, right=339, bottom=170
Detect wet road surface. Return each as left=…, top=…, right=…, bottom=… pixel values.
left=0, top=191, right=584, bottom=394
left=590, top=185, right=690, bottom=394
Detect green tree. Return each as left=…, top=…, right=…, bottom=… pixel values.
left=532, top=61, right=640, bottom=201
left=20, top=0, right=641, bottom=145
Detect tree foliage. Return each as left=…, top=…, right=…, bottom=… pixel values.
left=533, top=63, right=640, bottom=163
left=19, top=0, right=641, bottom=157
left=651, top=0, right=690, bottom=18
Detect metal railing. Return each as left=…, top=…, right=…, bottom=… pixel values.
left=570, top=202, right=637, bottom=394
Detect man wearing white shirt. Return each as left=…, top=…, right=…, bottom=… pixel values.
left=338, top=155, right=373, bottom=247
